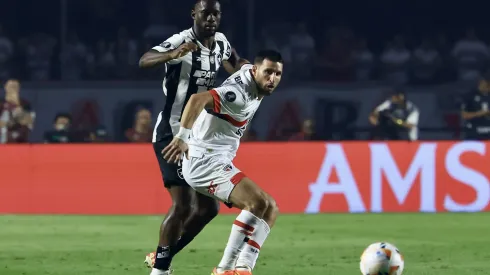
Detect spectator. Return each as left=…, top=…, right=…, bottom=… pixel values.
left=19, top=33, right=56, bottom=81
left=88, top=125, right=110, bottom=143
left=0, top=25, right=14, bottom=80
left=0, top=79, right=35, bottom=143
left=60, top=32, right=89, bottom=81
left=125, top=108, right=152, bottom=143
left=452, top=28, right=489, bottom=81
left=115, top=27, right=138, bottom=79
left=352, top=38, right=375, bottom=81
left=460, top=72, right=490, bottom=140
left=380, top=36, right=411, bottom=85
left=369, top=89, right=419, bottom=141
left=289, top=22, right=316, bottom=79
left=412, top=38, right=442, bottom=84
left=315, top=26, right=354, bottom=82
left=289, top=119, right=319, bottom=141
left=44, top=113, right=73, bottom=143
left=90, top=39, right=116, bottom=80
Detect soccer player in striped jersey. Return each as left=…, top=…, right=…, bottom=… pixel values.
left=138, top=1, right=248, bottom=274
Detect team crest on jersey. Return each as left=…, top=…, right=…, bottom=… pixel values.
left=225, top=91, right=236, bottom=102
left=223, top=164, right=233, bottom=171
left=216, top=53, right=223, bottom=64
left=161, top=42, right=172, bottom=49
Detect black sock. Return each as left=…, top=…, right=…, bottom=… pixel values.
left=171, top=234, right=195, bottom=257
left=154, top=246, right=172, bottom=271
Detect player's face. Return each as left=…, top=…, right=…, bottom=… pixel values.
left=4, top=80, right=20, bottom=95
left=192, top=1, right=222, bottom=37
left=55, top=117, right=70, bottom=131
left=136, top=110, right=151, bottom=125
left=253, top=60, right=283, bottom=96
left=391, top=94, right=405, bottom=105
left=478, top=80, right=490, bottom=94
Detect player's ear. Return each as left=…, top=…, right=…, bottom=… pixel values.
left=191, top=9, right=196, bottom=20
left=252, top=65, right=258, bottom=75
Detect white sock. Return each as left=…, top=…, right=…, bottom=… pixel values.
left=236, top=218, right=271, bottom=270
left=217, top=210, right=260, bottom=271
left=150, top=268, right=170, bottom=275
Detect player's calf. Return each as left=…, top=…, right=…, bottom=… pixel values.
left=170, top=194, right=220, bottom=257
left=153, top=187, right=193, bottom=273
left=215, top=177, right=279, bottom=273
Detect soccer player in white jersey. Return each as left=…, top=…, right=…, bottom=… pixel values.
left=139, top=0, right=248, bottom=274
left=162, top=50, right=284, bottom=275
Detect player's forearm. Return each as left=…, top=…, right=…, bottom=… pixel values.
left=139, top=50, right=176, bottom=68
left=462, top=110, right=488, bottom=120
left=179, top=94, right=210, bottom=130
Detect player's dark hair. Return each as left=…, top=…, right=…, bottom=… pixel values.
left=54, top=113, right=71, bottom=123
left=254, top=50, right=283, bottom=64
left=194, top=0, right=219, bottom=8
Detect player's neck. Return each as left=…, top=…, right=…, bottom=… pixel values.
left=192, top=26, right=215, bottom=49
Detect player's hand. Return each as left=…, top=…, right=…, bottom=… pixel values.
left=171, top=42, right=198, bottom=59
left=162, top=137, right=189, bottom=164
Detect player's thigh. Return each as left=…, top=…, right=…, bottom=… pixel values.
left=153, top=140, right=188, bottom=189
left=227, top=176, right=273, bottom=211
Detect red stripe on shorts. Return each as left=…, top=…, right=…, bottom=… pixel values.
left=230, top=172, right=246, bottom=185
left=233, top=220, right=255, bottom=232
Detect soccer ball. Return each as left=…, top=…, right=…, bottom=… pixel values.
left=360, top=242, right=404, bottom=275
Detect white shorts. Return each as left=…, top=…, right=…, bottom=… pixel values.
left=182, top=146, right=246, bottom=203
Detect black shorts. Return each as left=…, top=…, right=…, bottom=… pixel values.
left=153, top=136, right=188, bottom=188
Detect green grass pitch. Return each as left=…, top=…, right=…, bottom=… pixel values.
left=1, top=213, right=489, bottom=275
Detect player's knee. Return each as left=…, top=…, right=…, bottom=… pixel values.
left=172, top=203, right=192, bottom=218
left=193, top=201, right=219, bottom=221
left=267, top=197, right=279, bottom=216
left=246, top=194, right=270, bottom=218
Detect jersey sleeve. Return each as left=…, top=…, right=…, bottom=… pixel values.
left=406, top=108, right=419, bottom=125
left=152, top=33, right=185, bottom=65
left=209, top=85, right=246, bottom=115
left=374, top=100, right=391, bottom=112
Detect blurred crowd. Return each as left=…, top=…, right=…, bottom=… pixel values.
left=1, top=21, right=490, bottom=85
left=2, top=0, right=490, bottom=143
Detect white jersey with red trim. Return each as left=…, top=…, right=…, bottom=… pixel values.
left=189, top=64, right=260, bottom=158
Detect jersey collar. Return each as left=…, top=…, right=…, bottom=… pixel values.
left=189, top=27, right=216, bottom=53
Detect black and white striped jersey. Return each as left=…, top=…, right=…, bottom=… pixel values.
left=152, top=28, right=233, bottom=142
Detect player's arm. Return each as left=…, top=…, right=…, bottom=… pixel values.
left=162, top=91, right=215, bottom=163
left=180, top=92, right=214, bottom=130
left=139, top=35, right=198, bottom=68
left=369, top=100, right=391, bottom=125
left=223, top=48, right=250, bottom=74
left=138, top=49, right=180, bottom=68
left=461, top=98, right=489, bottom=120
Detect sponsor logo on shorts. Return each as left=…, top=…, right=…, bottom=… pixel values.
left=223, top=164, right=233, bottom=172
left=177, top=168, right=184, bottom=179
